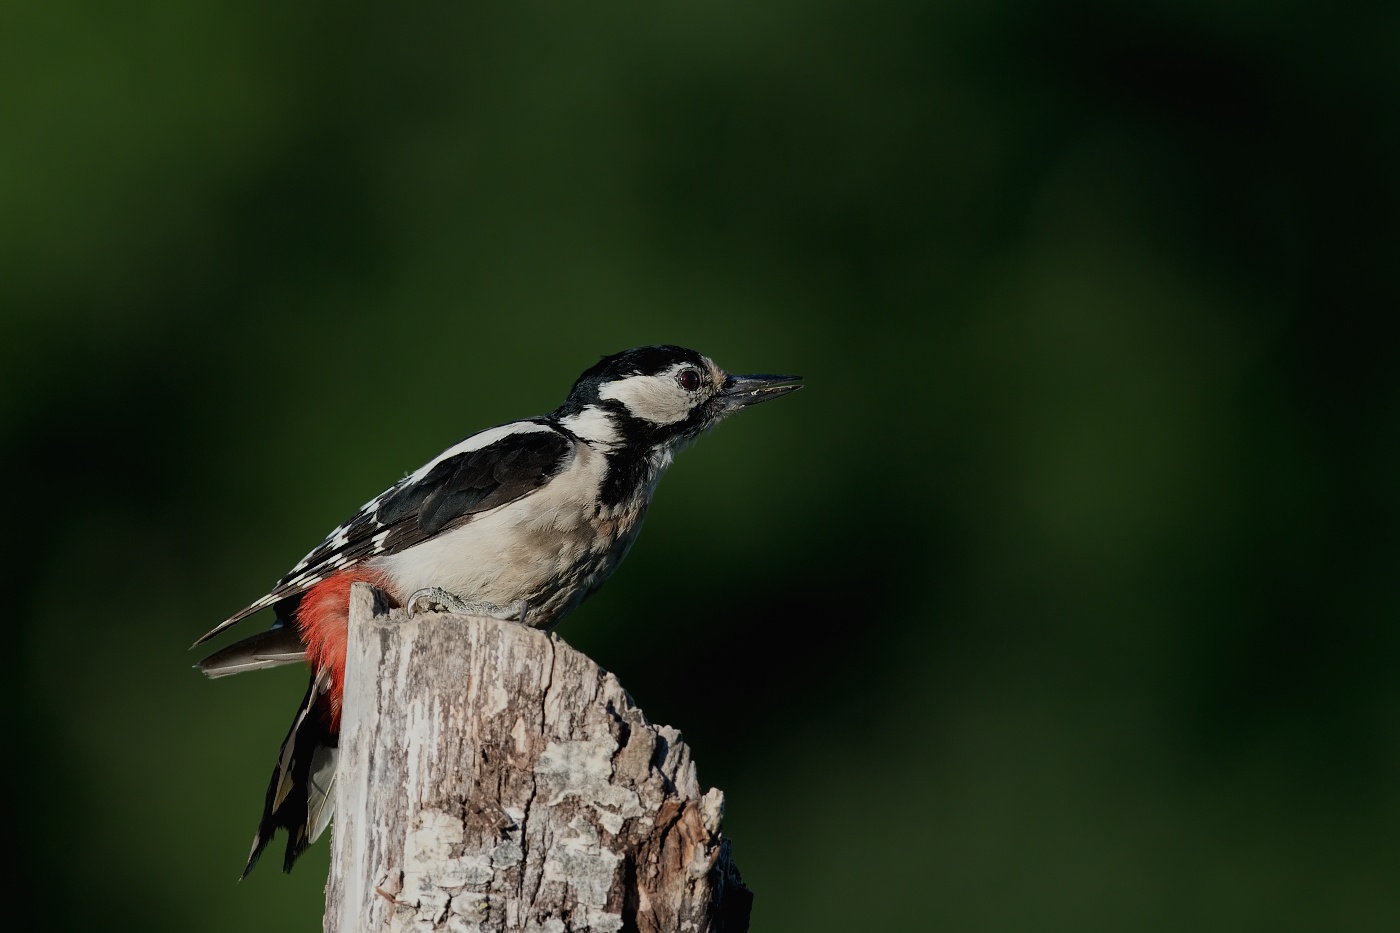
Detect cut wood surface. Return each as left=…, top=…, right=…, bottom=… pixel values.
left=325, top=583, right=752, bottom=933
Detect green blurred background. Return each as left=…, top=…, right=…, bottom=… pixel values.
left=5, top=1, right=1398, bottom=930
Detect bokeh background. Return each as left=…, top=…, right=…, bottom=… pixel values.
left=5, top=1, right=1399, bottom=930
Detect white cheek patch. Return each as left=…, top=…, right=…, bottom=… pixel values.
left=599, top=369, right=700, bottom=425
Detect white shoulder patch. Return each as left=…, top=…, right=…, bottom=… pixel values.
left=560, top=407, right=620, bottom=447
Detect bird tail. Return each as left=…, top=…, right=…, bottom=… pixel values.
left=241, top=668, right=339, bottom=878
left=196, top=624, right=307, bottom=678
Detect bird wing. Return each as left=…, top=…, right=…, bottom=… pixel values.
left=193, top=422, right=573, bottom=646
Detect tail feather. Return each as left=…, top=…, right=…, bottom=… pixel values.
left=242, top=667, right=339, bottom=878
left=197, top=625, right=306, bottom=678
left=306, top=744, right=339, bottom=846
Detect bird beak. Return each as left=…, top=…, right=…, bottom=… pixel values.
left=719, top=373, right=804, bottom=411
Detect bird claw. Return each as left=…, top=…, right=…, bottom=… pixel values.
left=406, top=587, right=470, bottom=617
left=405, top=588, right=530, bottom=624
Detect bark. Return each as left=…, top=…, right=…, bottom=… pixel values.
left=325, top=583, right=752, bottom=933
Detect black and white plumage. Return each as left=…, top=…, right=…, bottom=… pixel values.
left=194, top=345, right=801, bottom=876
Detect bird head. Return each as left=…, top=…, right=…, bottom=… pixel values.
left=557, top=345, right=802, bottom=450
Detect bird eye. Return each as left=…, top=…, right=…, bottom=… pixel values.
left=677, top=369, right=702, bottom=392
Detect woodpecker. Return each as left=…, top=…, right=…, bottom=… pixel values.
left=194, top=344, right=801, bottom=877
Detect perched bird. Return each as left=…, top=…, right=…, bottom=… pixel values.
left=194, top=345, right=801, bottom=876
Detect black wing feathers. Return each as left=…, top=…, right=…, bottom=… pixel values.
left=194, top=426, right=573, bottom=648
left=378, top=429, right=571, bottom=538
left=281, top=428, right=571, bottom=581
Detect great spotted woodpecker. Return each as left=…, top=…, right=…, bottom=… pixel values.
left=193, top=345, right=801, bottom=876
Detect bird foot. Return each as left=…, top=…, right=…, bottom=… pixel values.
left=406, top=588, right=530, bottom=624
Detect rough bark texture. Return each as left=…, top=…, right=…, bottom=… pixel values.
left=325, top=583, right=752, bottom=933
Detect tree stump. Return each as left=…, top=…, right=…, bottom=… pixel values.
left=325, top=583, right=752, bottom=933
